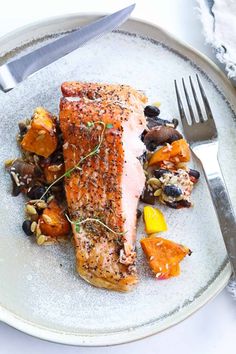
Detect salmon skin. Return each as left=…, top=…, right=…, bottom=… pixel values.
left=60, top=82, right=147, bottom=291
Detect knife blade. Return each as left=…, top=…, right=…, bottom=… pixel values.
left=0, top=4, right=135, bottom=92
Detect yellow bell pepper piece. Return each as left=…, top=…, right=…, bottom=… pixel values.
left=143, top=206, right=167, bottom=234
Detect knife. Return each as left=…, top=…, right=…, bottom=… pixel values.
left=0, top=4, right=135, bottom=92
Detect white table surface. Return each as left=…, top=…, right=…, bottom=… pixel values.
left=0, top=0, right=235, bottom=353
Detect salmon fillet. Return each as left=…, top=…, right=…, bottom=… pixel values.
left=60, top=82, right=147, bottom=291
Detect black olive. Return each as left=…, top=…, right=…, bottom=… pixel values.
left=140, top=188, right=156, bottom=205
left=27, top=186, right=47, bottom=200
left=137, top=209, right=142, bottom=219
left=172, top=118, right=179, bottom=128
left=144, top=105, right=160, bottom=118
left=154, top=169, right=172, bottom=179
left=163, top=185, right=182, bottom=197
left=188, top=169, right=200, bottom=179
left=22, top=220, right=33, bottom=236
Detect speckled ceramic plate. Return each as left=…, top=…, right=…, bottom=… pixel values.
left=0, top=14, right=235, bottom=346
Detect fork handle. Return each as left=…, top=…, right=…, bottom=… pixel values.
left=194, top=144, right=236, bottom=279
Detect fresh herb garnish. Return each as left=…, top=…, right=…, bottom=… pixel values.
left=40, top=121, right=106, bottom=200
left=106, top=123, right=113, bottom=129
left=64, top=171, right=71, bottom=178
left=87, top=122, right=94, bottom=128
left=75, top=223, right=80, bottom=233
left=65, top=214, right=126, bottom=236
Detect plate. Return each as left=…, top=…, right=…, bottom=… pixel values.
left=0, top=14, right=235, bottom=346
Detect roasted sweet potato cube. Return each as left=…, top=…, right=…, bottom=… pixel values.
left=170, top=139, right=191, bottom=163
left=38, top=200, right=71, bottom=238
left=140, top=236, right=191, bottom=279
left=149, top=139, right=190, bottom=166
left=21, top=107, right=57, bottom=158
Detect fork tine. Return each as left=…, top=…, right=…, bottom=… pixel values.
left=189, top=76, right=204, bottom=123
left=196, top=74, right=214, bottom=120
left=182, top=78, right=195, bottom=124
left=174, top=80, right=189, bottom=129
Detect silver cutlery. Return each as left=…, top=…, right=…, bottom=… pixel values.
left=175, top=74, right=236, bottom=279
left=0, top=4, right=135, bottom=92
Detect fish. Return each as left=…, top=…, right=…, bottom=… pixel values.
left=60, top=82, right=147, bottom=291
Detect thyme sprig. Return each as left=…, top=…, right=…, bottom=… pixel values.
left=65, top=214, right=126, bottom=235
left=40, top=121, right=113, bottom=200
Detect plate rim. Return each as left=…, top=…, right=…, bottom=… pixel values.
left=0, top=13, right=232, bottom=346
left=0, top=263, right=231, bottom=346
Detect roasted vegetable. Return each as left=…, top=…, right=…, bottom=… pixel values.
left=140, top=187, right=156, bottom=205
left=6, top=159, right=38, bottom=196
left=140, top=236, right=191, bottom=279
left=170, top=139, right=191, bottom=162
left=144, top=126, right=182, bottom=151
left=149, top=139, right=190, bottom=166
left=38, top=200, right=70, bottom=238
left=143, top=206, right=167, bottom=234
left=43, top=163, right=65, bottom=184
left=21, top=107, right=57, bottom=158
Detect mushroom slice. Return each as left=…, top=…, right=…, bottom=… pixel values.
left=144, top=126, right=183, bottom=151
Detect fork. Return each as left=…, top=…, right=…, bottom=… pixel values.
left=175, top=74, right=236, bottom=279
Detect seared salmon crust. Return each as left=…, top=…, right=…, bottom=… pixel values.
left=60, top=82, right=147, bottom=291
